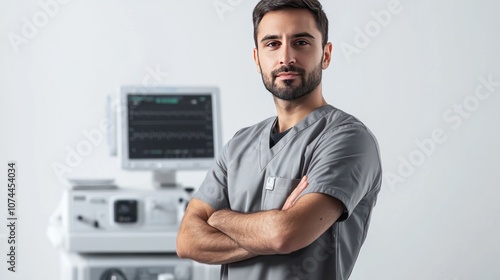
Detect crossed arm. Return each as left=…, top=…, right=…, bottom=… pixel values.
left=176, top=176, right=344, bottom=264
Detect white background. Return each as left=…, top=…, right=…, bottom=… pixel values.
left=1, top=0, right=499, bottom=279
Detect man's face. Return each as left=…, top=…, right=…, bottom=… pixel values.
left=253, top=9, right=331, bottom=101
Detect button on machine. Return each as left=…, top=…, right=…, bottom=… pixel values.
left=114, top=199, right=138, bottom=223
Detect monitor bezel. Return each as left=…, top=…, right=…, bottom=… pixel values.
left=119, top=86, right=222, bottom=171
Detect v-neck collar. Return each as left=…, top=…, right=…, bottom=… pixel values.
left=258, top=105, right=334, bottom=170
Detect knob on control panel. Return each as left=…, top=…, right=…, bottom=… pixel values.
left=77, top=215, right=100, bottom=228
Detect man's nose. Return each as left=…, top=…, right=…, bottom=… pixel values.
left=279, top=44, right=296, bottom=65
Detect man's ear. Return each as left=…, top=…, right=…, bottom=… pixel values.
left=322, top=42, right=333, bottom=70
left=253, top=48, right=261, bottom=73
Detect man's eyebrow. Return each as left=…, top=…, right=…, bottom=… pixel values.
left=292, top=32, right=316, bottom=39
left=259, top=32, right=316, bottom=43
left=260, top=34, right=281, bottom=43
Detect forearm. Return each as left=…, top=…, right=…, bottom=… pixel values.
left=207, top=193, right=343, bottom=255
left=177, top=212, right=257, bottom=264
left=207, top=175, right=309, bottom=254
left=208, top=209, right=286, bottom=254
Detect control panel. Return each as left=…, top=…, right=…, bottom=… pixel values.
left=61, top=188, right=189, bottom=253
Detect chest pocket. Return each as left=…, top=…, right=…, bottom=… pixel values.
left=261, top=177, right=301, bottom=210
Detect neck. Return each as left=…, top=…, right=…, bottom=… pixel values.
left=273, top=85, right=327, bottom=132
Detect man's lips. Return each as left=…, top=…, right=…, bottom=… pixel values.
left=275, top=72, right=301, bottom=79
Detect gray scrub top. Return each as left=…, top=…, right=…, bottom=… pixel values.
left=194, top=105, right=382, bottom=280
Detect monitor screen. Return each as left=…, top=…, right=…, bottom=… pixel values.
left=120, top=86, right=222, bottom=172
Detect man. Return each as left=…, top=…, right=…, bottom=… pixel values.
left=177, top=0, right=382, bottom=279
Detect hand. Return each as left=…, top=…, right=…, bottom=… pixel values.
left=282, top=176, right=308, bottom=210
left=207, top=209, right=234, bottom=229
left=207, top=209, right=223, bottom=228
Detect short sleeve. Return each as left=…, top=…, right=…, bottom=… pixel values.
left=301, top=124, right=382, bottom=221
left=192, top=140, right=231, bottom=210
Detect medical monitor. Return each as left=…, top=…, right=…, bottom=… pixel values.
left=120, top=86, right=222, bottom=186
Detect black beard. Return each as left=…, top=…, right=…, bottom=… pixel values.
left=260, top=63, right=322, bottom=101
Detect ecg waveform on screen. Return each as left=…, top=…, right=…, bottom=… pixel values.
left=129, top=131, right=212, bottom=141
left=126, top=94, right=215, bottom=159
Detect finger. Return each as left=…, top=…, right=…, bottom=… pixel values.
left=286, top=177, right=308, bottom=209
left=290, top=176, right=308, bottom=206
left=282, top=176, right=308, bottom=210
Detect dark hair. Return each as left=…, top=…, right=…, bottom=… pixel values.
left=252, top=0, right=329, bottom=48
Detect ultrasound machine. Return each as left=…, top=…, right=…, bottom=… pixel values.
left=48, top=86, right=223, bottom=280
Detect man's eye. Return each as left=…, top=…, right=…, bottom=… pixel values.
left=295, top=40, right=309, bottom=46
left=266, top=42, right=280, bottom=47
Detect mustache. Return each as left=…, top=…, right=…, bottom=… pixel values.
left=271, top=65, right=306, bottom=77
